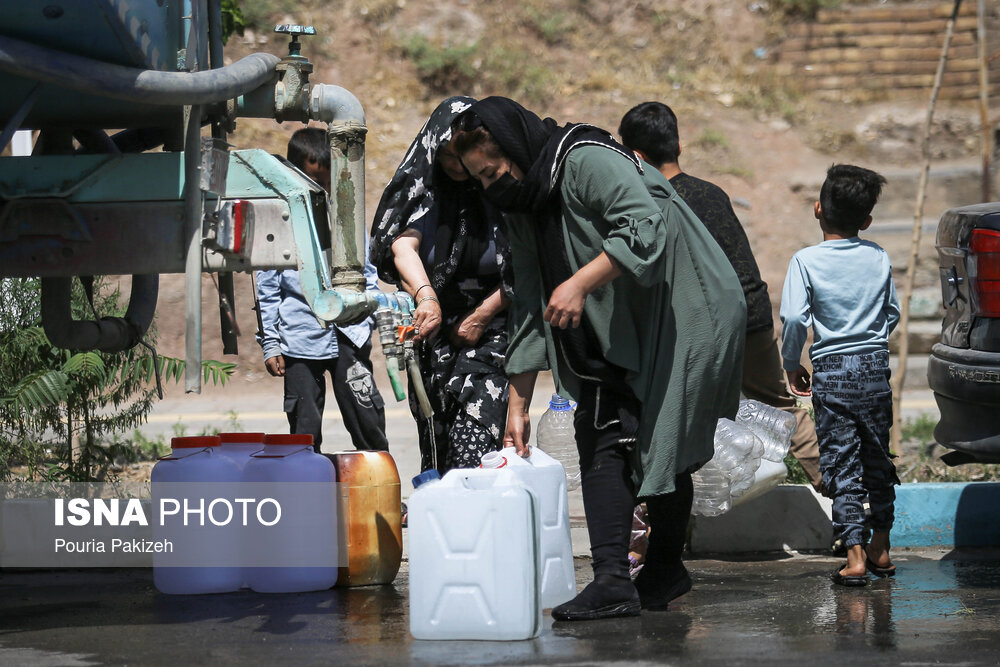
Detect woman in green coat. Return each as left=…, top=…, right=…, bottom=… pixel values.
left=452, top=97, right=746, bottom=621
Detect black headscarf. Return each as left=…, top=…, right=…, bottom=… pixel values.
left=455, top=97, right=644, bottom=405
left=369, top=96, right=512, bottom=296
left=455, top=96, right=642, bottom=215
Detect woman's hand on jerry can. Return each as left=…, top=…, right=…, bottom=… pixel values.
left=503, top=411, right=532, bottom=458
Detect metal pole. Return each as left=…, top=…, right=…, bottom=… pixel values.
left=891, top=0, right=963, bottom=450
left=978, top=0, right=991, bottom=202
left=183, top=104, right=205, bottom=393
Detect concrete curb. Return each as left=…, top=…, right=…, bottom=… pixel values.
left=688, top=482, right=1000, bottom=553
left=894, top=482, right=1000, bottom=548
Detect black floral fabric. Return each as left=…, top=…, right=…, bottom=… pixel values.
left=370, top=97, right=512, bottom=473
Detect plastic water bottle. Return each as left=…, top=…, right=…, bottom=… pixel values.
left=693, top=419, right=769, bottom=515
left=711, top=419, right=763, bottom=477
left=691, top=461, right=731, bottom=516
left=728, top=465, right=757, bottom=499
left=535, top=394, right=579, bottom=491
left=736, top=399, right=797, bottom=462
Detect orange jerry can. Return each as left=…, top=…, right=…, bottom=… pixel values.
left=327, top=450, right=403, bottom=586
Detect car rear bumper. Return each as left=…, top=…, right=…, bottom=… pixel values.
left=928, top=343, right=1000, bottom=462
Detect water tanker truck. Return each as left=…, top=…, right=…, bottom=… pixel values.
left=0, top=1, right=415, bottom=396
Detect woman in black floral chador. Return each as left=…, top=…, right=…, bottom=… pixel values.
left=370, top=97, right=513, bottom=473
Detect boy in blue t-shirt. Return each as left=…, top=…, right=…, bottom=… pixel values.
left=780, top=164, right=901, bottom=587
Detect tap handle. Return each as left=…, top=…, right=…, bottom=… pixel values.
left=273, top=24, right=316, bottom=56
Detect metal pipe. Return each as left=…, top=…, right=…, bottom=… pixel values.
left=195, top=0, right=210, bottom=73
left=309, top=84, right=366, bottom=126
left=41, top=275, right=159, bottom=353
left=0, top=34, right=278, bottom=106
left=207, top=0, right=225, bottom=71
left=73, top=130, right=121, bottom=155
left=183, top=105, right=205, bottom=393
left=311, top=84, right=367, bottom=290
left=0, top=83, right=39, bottom=154
left=232, top=79, right=371, bottom=318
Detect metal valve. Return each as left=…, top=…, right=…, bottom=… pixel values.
left=273, top=24, right=316, bottom=121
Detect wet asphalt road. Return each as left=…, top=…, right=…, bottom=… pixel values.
left=2, top=547, right=1000, bottom=666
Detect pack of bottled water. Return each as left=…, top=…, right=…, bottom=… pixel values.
left=691, top=400, right=797, bottom=517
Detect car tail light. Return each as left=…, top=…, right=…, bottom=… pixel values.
left=969, top=228, right=1000, bottom=317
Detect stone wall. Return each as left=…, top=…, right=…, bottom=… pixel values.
left=775, top=1, right=1000, bottom=102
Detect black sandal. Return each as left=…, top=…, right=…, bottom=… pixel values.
left=865, top=556, right=896, bottom=578
left=831, top=567, right=869, bottom=587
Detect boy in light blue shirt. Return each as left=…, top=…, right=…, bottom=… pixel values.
left=256, top=128, right=388, bottom=453
left=780, top=164, right=900, bottom=587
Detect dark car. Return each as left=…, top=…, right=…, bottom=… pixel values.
left=928, top=203, right=1000, bottom=464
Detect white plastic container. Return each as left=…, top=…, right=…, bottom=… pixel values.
left=408, top=467, right=541, bottom=641
left=217, top=432, right=265, bottom=472
left=241, top=433, right=338, bottom=593
left=151, top=435, right=243, bottom=595
left=535, top=394, right=579, bottom=490
left=481, top=448, right=575, bottom=609
left=733, top=458, right=789, bottom=507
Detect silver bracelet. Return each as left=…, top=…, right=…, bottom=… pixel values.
left=417, top=295, right=439, bottom=306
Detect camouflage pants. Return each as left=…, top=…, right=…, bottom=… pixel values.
left=812, top=350, right=899, bottom=548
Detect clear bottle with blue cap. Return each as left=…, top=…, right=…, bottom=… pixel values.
left=535, top=394, right=579, bottom=491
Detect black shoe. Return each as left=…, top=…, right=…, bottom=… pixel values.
left=551, top=574, right=641, bottom=621
left=633, top=563, right=692, bottom=611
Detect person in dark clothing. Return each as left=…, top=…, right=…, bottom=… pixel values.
left=619, top=101, right=823, bottom=492
left=451, top=97, right=745, bottom=621
left=369, top=97, right=513, bottom=474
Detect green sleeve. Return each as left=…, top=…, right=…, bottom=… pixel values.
left=503, top=213, right=550, bottom=375
left=563, top=146, right=672, bottom=287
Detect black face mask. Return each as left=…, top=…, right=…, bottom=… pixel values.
left=482, top=172, right=533, bottom=213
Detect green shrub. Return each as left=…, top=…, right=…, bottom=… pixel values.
left=776, top=0, right=841, bottom=19
left=481, top=47, right=554, bottom=107
left=696, top=128, right=729, bottom=149
left=238, top=0, right=299, bottom=29
left=525, top=9, right=572, bottom=45
left=220, top=0, right=246, bottom=43
left=783, top=454, right=812, bottom=485
left=0, top=277, right=235, bottom=482
left=401, top=36, right=479, bottom=93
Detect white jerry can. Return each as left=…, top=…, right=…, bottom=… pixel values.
left=408, top=467, right=541, bottom=641
left=481, top=448, right=576, bottom=609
